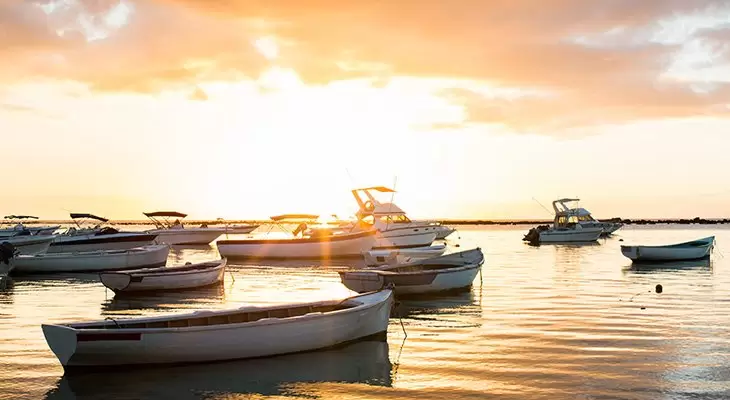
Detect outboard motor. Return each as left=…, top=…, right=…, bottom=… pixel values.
left=0, top=242, right=17, bottom=265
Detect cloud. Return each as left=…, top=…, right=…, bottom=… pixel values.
left=2, top=0, right=729, bottom=133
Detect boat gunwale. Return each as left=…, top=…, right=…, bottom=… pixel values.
left=102, top=259, right=226, bottom=278
left=48, top=290, right=392, bottom=334
left=343, top=261, right=482, bottom=277
left=217, top=230, right=377, bottom=245
left=620, top=236, right=715, bottom=250
left=17, top=245, right=169, bottom=259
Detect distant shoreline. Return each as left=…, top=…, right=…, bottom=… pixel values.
left=15, top=217, right=730, bottom=226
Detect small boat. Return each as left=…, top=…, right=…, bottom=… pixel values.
left=4, top=234, right=56, bottom=255
left=552, top=198, right=623, bottom=235
left=363, top=244, right=447, bottom=267
left=100, top=259, right=227, bottom=293
left=145, top=211, right=226, bottom=245
left=351, top=186, right=451, bottom=247
left=217, top=215, right=378, bottom=259
left=42, top=289, right=393, bottom=369
left=0, top=215, right=59, bottom=238
left=13, top=244, right=170, bottom=274
left=621, top=236, right=715, bottom=262
left=224, top=224, right=259, bottom=234
left=340, top=248, right=484, bottom=295
left=49, top=213, right=158, bottom=253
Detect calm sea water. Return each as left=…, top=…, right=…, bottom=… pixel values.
left=1, top=225, right=730, bottom=399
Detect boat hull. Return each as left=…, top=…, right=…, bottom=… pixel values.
left=42, top=290, right=393, bottom=368
left=341, top=264, right=481, bottom=295
left=148, top=229, right=225, bottom=245
left=48, top=233, right=158, bottom=254
left=434, top=226, right=456, bottom=240
left=224, top=225, right=259, bottom=235
left=13, top=245, right=170, bottom=274
left=621, top=237, right=714, bottom=262
left=538, top=227, right=603, bottom=243
left=217, top=231, right=377, bottom=259
left=100, top=259, right=226, bottom=293
left=373, top=229, right=436, bottom=250
left=363, top=245, right=447, bottom=267
left=4, top=235, right=55, bottom=255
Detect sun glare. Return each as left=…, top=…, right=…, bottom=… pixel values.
left=253, top=36, right=280, bottom=61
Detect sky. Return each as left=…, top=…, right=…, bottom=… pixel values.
left=1, top=0, right=729, bottom=221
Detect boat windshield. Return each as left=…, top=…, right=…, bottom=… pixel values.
left=379, top=215, right=411, bottom=224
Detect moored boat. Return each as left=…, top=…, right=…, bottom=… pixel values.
left=13, top=244, right=170, bottom=274
left=145, top=212, right=226, bottom=245
left=621, top=236, right=715, bottom=262
left=42, top=289, right=393, bottom=369
left=100, top=259, right=227, bottom=293
left=340, top=248, right=484, bottom=295
left=4, top=235, right=55, bottom=255
left=551, top=198, right=623, bottom=235
left=0, top=215, right=59, bottom=238
left=224, top=224, right=259, bottom=235
left=49, top=213, right=157, bottom=253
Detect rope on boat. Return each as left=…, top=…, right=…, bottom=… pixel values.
left=104, top=317, right=121, bottom=329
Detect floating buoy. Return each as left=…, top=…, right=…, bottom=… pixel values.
left=619, top=239, right=624, bottom=242
left=655, top=284, right=663, bottom=294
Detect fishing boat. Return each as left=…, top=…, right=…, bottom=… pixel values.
left=144, top=212, right=226, bottom=245
left=0, top=215, right=59, bottom=238
left=217, top=215, right=378, bottom=259
left=621, top=236, right=715, bottom=262
left=4, top=234, right=55, bottom=255
left=351, top=187, right=444, bottom=249
left=13, top=244, right=169, bottom=274
left=523, top=199, right=604, bottom=244
left=49, top=213, right=158, bottom=253
left=551, top=198, right=623, bottom=235
left=363, top=244, right=447, bottom=267
left=42, top=289, right=393, bottom=369
left=100, top=259, right=227, bottom=293
left=340, top=248, right=484, bottom=295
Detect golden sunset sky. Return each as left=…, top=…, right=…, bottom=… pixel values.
left=1, top=0, right=729, bottom=220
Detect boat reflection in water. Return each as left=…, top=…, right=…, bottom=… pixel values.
left=625, top=258, right=713, bottom=274
left=101, top=282, right=227, bottom=313
left=394, top=289, right=483, bottom=329
left=44, top=339, right=392, bottom=399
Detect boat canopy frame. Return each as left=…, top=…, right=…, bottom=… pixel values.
left=144, top=211, right=189, bottom=229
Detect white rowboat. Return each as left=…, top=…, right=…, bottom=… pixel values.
left=42, top=289, right=393, bottom=369
left=217, top=230, right=377, bottom=259
left=621, top=236, right=715, bottom=262
left=340, top=248, right=484, bottom=295
left=100, top=259, right=227, bottom=293
left=13, top=245, right=170, bottom=274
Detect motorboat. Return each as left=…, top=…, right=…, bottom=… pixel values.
left=523, top=199, right=604, bottom=244
left=351, top=187, right=445, bottom=249
left=12, top=244, right=170, bottom=274
left=217, top=215, right=377, bottom=259
left=224, top=224, right=259, bottom=234
left=3, top=234, right=55, bottom=255
left=0, top=215, right=59, bottom=238
left=621, top=236, right=715, bottom=262
left=100, top=259, right=227, bottom=293
left=552, top=198, right=622, bottom=235
left=42, top=289, right=393, bottom=369
left=144, top=211, right=226, bottom=245
left=340, top=248, right=484, bottom=295
left=363, top=244, right=447, bottom=267
left=48, top=213, right=158, bottom=253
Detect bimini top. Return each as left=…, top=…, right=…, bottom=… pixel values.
left=352, top=186, right=396, bottom=193
left=270, top=214, right=320, bottom=222
left=69, top=213, right=109, bottom=223
left=3, top=215, right=39, bottom=220
left=144, top=211, right=188, bottom=219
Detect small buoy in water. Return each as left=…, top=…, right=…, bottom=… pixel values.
left=619, top=239, right=624, bottom=242
left=641, top=307, right=646, bottom=310
left=455, top=244, right=460, bottom=248
left=655, top=284, right=663, bottom=294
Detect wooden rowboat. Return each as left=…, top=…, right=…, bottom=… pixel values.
left=42, top=289, right=393, bottom=370
left=340, top=248, right=484, bottom=295
left=621, top=236, right=715, bottom=262
left=99, top=259, right=227, bottom=293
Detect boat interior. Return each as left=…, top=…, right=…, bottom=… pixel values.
left=74, top=302, right=359, bottom=330
left=123, top=261, right=224, bottom=275
left=384, top=262, right=472, bottom=273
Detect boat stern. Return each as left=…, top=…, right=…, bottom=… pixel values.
left=339, top=271, right=385, bottom=293
left=99, top=273, right=132, bottom=292
left=42, top=324, right=78, bottom=367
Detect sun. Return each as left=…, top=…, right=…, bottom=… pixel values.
left=253, top=36, right=279, bottom=61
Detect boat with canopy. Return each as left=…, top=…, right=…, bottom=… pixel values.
left=144, top=211, right=226, bottom=245
left=49, top=213, right=157, bottom=253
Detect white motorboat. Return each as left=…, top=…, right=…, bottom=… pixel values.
left=3, top=235, right=55, bottom=255
left=363, top=244, right=448, bottom=267
left=552, top=198, right=622, bottom=235
left=351, top=187, right=445, bottom=249
left=100, top=259, right=227, bottom=293
left=523, top=199, right=605, bottom=244
left=42, top=289, right=393, bottom=369
left=13, top=244, right=170, bottom=274
left=49, top=213, right=158, bottom=253
left=217, top=215, right=377, bottom=259
left=224, top=224, right=259, bottom=234
left=621, top=236, right=715, bottom=262
left=341, top=248, right=484, bottom=295
left=144, top=211, right=226, bottom=245
left=0, top=215, right=59, bottom=238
